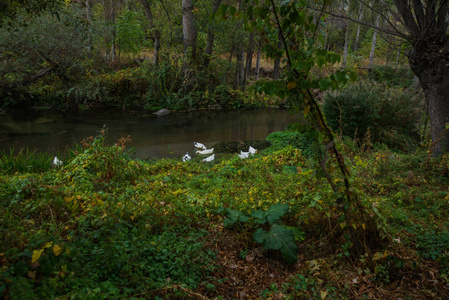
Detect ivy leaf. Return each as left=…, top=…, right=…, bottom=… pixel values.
left=265, top=203, right=289, bottom=224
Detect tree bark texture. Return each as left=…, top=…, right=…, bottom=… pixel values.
left=341, top=24, right=350, bottom=67
left=255, top=48, right=261, bottom=80
left=205, top=0, right=222, bottom=57
left=182, top=0, right=196, bottom=60
left=392, top=0, right=449, bottom=156
left=369, top=14, right=380, bottom=69
left=104, top=0, right=116, bottom=62
left=353, top=6, right=363, bottom=52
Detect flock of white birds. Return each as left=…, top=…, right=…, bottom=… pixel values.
left=182, top=142, right=257, bottom=162
left=52, top=142, right=258, bottom=166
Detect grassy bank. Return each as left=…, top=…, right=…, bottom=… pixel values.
left=1, top=130, right=448, bottom=299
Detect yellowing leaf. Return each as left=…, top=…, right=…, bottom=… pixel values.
left=373, top=252, right=383, bottom=261
left=304, top=105, right=310, bottom=116
left=53, top=245, right=62, bottom=257
left=32, top=249, right=44, bottom=263
left=339, top=222, right=346, bottom=229
left=362, top=223, right=366, bottom=230
left=44, top=242, right=53, bottom=248
left=320, top=290, right=328, bottom=300
left=27, top=271, right=37, bottom=280
left=287, top=82, right=297, bottom=90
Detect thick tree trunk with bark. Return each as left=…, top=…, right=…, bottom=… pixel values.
left=182, top=0, right=196, bottom=60
left=391, top=0, right=449, bottom=156
left=409, top=42, right=449, bottom=156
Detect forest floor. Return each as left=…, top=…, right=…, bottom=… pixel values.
left=1, top=131, right=449, bottom=299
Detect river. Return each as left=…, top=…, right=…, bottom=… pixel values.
left=0, top=108, right=300, bottom=159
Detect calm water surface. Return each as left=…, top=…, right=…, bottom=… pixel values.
left=0, top=109, right=300, bottom=159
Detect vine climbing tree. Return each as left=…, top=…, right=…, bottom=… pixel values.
left=220, top=0, right=382, bottom=253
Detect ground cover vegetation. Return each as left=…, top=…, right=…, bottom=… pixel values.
left=2, top=0, right=449, bottom=298
left=1, top=127, right=449, bottom=298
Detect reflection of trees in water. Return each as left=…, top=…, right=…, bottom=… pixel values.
left=1, top=110, right=299, bottom=157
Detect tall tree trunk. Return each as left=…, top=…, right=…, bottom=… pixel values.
left=410, top=48, right=449, bottom=156
left=140, top=0, right=161, bottom=65
left=205, top=0, right=222, bottom=65
left=369, top=14, right=381, bottom=69
left=273, top=31, right=282, bottom=79
left=86, top=0, right=93, bottom=56
left=182, top=0, right=196, bottom=60
left=104, top=0, right=117, bottom=62
left=255, top=47, right=261, bottom=80
left=390, top=0, right=449, bottom=155
left=235, top=48, right=244, bottom=89
left=243, top=32, right=255, bottom=91
left=395, top=45, right=401, bottom=69
left=341, top=24, right=350, bottom=67
left=353, top=6, right=363, bottom=52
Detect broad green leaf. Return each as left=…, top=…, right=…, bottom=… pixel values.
left=224, top=209, right=248, bottom=228
left=255, top=224, right=299, bottom=264
left=285, top=226, right=306, bottom=242
left=265, top=203, right=289, bottom=224
left=318, top=79, right=330, bottom=91
left=251, top=210, right=267, bottom=224
left=254, top=228, right=267, bottom=244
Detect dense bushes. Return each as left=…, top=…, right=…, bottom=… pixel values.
left=368, top=66, right=415, bottom=88
left=323, top=80, right=425, bottom=151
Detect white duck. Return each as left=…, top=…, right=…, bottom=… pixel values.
left=194, top=142, right=207, bottom=150
left=249, top=146, right=257, bottom=155
left=203, top=154, right=215, bottom=162
left=196, top=148, right=214, bottom=155
left=182, top=153, right=191, bottom=162
left=238, top=151, right=250, bottom=159
left=53, top=156, right=63, bottom=166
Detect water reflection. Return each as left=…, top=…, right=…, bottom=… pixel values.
left=0, top=109, right=300, bottom=159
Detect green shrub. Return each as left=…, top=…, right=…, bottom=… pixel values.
left=266, top=130, right=314, bottom=158
left=368, top=66, right=415, bottom=88
left=323, top=80, right=425, bottom=151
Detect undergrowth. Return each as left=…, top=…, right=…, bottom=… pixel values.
left=1, top=130, right=448, bottom=298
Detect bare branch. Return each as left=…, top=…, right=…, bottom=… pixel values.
left=308, top=7, right=406, bottom=39
left=393, top=0, right=420, bottom=36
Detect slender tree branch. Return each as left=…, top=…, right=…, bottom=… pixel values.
left=307, top=6, right=406, bottom=39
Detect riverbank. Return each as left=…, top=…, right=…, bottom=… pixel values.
left=0, top=108, right=299, bottom=160
left=1, top=130, right=448, bottom=298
